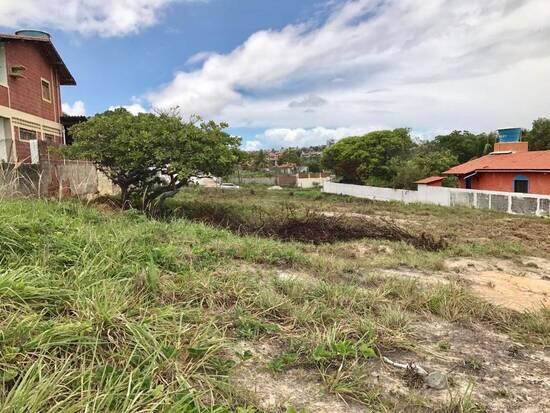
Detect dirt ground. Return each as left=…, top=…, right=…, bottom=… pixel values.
left=382, top=257, right=550, bottom=311
left=230, top=258, right=550, bottom=412
left=230, top=340, right=367, bottom=413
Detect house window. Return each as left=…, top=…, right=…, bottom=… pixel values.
left=19, top=128, right=37, bottom=141
left=41, top=79, right=51, bottom=102
left=513, top=175, right=529, bottom=193
left=0, top=43, right=6, bottom=86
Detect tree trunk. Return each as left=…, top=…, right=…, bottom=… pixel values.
left=120, top=184, right=130, bottom=209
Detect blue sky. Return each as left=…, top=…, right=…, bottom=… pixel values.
left=1, top=0, right=549, bottom=150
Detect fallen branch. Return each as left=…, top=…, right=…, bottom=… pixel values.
left=382, top=356, right=428, bottom=376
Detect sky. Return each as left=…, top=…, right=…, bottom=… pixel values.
left=1, top=0, right=549, bottom=150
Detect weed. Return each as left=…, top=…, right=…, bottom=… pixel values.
left=463, top=356, right=484, bottom=372
left=438, top=340, right=452, bottom=351
left=268, top=352, right=298, bottom=373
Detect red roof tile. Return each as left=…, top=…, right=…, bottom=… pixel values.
left=443, top=150, right=550, bottom=175
left=414, top=176, right=444, bottom=184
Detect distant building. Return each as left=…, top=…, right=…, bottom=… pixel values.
left=266, top=150, right=280, bottom=166
left=441, top=128, right=550, bottom=195
left=271, top=162, right=297, bottom=175
left=0, top=30, right=76, bottom=163
left=414, top=176, right=444, bottom=187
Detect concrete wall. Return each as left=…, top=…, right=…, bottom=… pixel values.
left=296, top=173, right=332, bottom=188
left=228, top=176, right=277, bottom=186
left=230, top=174, right=332, bottom=188
left=323, top=182, right=550, bottom=217
left=0, top=161, right=120, bottom=199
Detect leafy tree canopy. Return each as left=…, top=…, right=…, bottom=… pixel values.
left=64, top=108, right=240, bottom=208
left=278, top=148, right=302, bottom=165
left=430, top=130, right=496, bottom=163
left=525, top=117, right=550, bottom=151
left=321, top=129, right=414, bottom=184
left=390, top=148, right=458, bottom=189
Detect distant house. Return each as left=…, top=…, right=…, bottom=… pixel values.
left=270, top=162, right=298, bottom=175
left=442, top=129, right=550, bottom=195
left=0, top=30, right=75, bottom=163
left=414, top=176, right=445, bottom=187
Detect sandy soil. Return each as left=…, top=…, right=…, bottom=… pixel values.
left=382, top=257, right=550, bottom=311
left=230, top=340, right=367, bottom=413
left=246, top=259, right=550, bottom=412
left=446, top=257, right=550, bottom=311
left=412, top=318, right=550, bottom=413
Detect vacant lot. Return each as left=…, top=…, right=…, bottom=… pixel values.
left=1, top=187, right=548, bottom=412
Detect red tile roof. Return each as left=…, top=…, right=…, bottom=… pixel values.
left=443, top=150, right=550, bottom=175
left=414, top=176, right=444, bottom=184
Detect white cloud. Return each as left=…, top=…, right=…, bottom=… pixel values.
left=254, top=126, right=382, bottom=149
left=147, top=0, right=550, bottom=144
left=288, top=95, right=327, bottom=108
left=62, top=100, right=86, bottom=116
left=186, top=51, right=217, bottom=65
left=0, top=0, right=202, bottom=37
left=108, top=103, right=148, bottom=115
left=242, top=140, right=262, bottom=151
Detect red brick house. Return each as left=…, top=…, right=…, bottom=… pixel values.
left=0, top=30, right=75, bottom=164
left=443, top=141, right=550, bottom=195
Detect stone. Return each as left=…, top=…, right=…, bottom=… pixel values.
left=377, top=245, right=394, bottom=254
left=424, top=371, right=448, bottom=390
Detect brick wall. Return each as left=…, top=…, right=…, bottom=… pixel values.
left=0, top=85, right=8, bottom=107
left=5, top=41, right=60, bottom=122
left=276, top=175, right=297, bottom=187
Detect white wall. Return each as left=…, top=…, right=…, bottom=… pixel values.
left=297, top=176, right=332, bottom=188
left=323, top=182, right=419, bottom=203
left=323, top=182, right=550, bottom=217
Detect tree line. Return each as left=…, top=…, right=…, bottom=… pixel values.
left=65, top=108, right=549, bottom=209
left=321, top=118, right=550, bottom=188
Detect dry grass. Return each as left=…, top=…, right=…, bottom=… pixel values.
left=0, top=188, right=548, bottom=411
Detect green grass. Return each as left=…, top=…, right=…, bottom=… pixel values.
left=0, top=195, right=548, bottom=411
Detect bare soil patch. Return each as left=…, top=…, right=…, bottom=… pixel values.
left=446, top=258, right=550, bottom=311
left=376, top=257, right=550, bottom=312
left=412, top=318, right=550, bottom=412
left=229, top=340, right=367, bottom=413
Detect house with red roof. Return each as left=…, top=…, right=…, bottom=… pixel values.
left=0, top=30, right=75, bottom=164
left=440, top=129, right=550, bottom=195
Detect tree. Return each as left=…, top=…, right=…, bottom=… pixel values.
left=430, top=131, right=496, bottom=163
left=525, top=118, right=550, bottom=151
left=321, top=129, right=413, bottom=184
left=304, top=158, right=322, bottom=173
left=390, top=149, right=458, bottom=189
left=64, top=108, right=240, bottom=208
left=278, top=148, right=302, bottom=165
left=252, top=150, right=269, bottom=170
